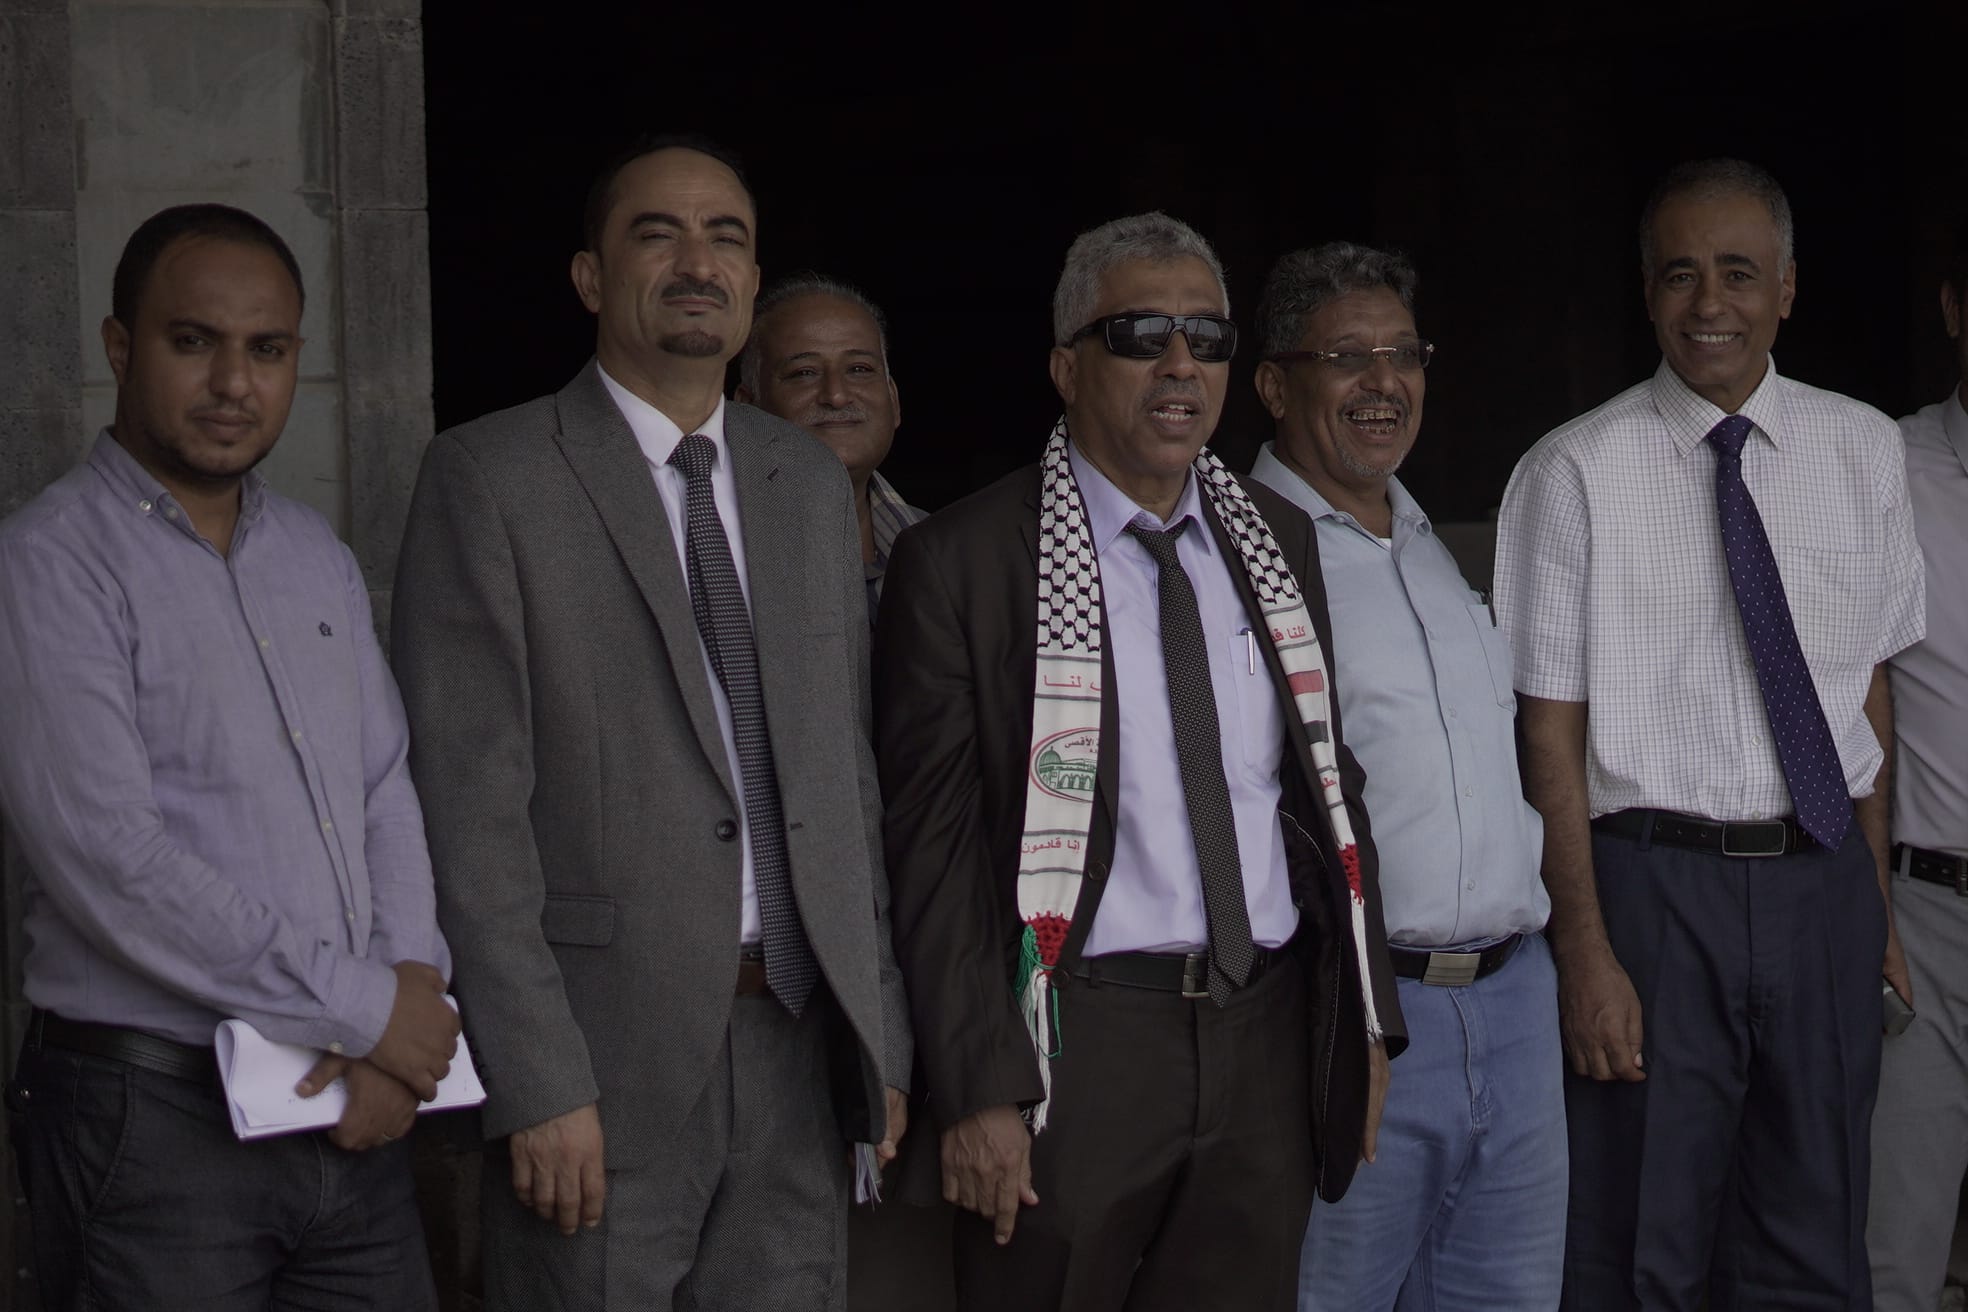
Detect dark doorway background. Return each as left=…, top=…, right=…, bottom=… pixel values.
left=424, top=4, right=1967, bottom=522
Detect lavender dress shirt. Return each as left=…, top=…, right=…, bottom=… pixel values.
left=1068, top=445, right=1298, bottom=955
left=0, top=433, right=448, bottom=1053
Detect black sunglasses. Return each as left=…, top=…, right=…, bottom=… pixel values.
left=1069, top=312, right=1239, bottom=364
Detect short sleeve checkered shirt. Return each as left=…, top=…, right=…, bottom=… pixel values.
left=1494, top=358, right=1925, bottom=820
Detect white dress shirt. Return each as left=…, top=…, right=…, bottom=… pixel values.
left=1068, top=445, right=1297, bottom=956
left=1495, top=358, right=1926, bottom=820
left=1890, top=390, right=1968, bottom=855
left=599, top=367, right=761, bottom=943
left=1251, top=446, right=1548, bottom=946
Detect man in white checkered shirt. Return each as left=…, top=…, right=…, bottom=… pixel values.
left=1495, top=158, right=1925, bottom=1310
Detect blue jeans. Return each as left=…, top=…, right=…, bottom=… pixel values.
left=8, top=1040, right=437, bottom=1311
left=1299, top=931, right=1567, bottom=1311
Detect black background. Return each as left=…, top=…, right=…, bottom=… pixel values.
left=423, top=3, right=1968, bottom=522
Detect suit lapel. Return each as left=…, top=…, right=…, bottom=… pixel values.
left=551, top=362, right=737, bottom=805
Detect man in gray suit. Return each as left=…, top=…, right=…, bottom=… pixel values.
left=392, top=136, right=912, bottom=1310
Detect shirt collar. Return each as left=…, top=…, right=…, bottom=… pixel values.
left=86, top=428, right=270, bottom=534
left=597, top=363, right=728, bottom=471
left=1067, top=439, right=1213, bottom=557
left=867, top=469, right=926, bottom=560
left=1650, top=354, right=1787, bottom=457
left=1249, top=440, right=1428, bottom=537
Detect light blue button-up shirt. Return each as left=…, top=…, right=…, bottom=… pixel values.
left=1251, top=443, right=1547, bottom=947
left=1069, top=444, right=1298, bottom=955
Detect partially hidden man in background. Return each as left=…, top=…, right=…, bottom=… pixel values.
left=1497, top=158, right=1925, bottom=1310
left=875, top=211, right=1404, bottom=1312
left=1868, top=214, right=1968, bottom=1312
left=738, top=272, right=927, bottom=630
left=1248, top=241, right=1565, bottom=1311
left=392, top=137, right=912, bottom=1309
left=0, top=204, right=458, bottom=1310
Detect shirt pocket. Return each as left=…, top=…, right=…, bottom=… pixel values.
left=1774, top=545, right=1880, bottom=672
left=1227, top=628, right=1284, bottom=773
left=1466, top=601, right=1517, bottom=709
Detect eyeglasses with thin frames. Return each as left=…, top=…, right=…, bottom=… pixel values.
left=1267, top=341, right=1436, bottom=373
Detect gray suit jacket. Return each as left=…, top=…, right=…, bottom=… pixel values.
left=391, top=361, right=910, bottom=1168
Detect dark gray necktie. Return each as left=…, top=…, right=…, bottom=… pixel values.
left=1706, top=414, right=1852, bottom=849
left=668, top=433, right=817, bottom=1013
left=1125, top=520, right=1255, bottom=1005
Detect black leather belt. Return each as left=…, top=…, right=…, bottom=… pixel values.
left=736, top=946, right=769, bottom=996
left=26, top=1009, right=219, bottom=1085
left=1070, top=944, right=1279, bottom=998
left=1389, top=933, right=1523, bottom=987
left=1895, top=843, right=1968, bottom=896
left=1592, top=808, right=1816, bottom=858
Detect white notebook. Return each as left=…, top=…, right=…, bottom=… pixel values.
left=214, top=1004, right=486, bottom=1141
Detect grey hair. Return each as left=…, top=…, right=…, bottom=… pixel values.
left=1639, top=157, right=1795, bottom=279
left=739, top=272, right=891, bottom=395
left=1254, top=242, right=1418, bottom=360
left=1051, top=212, right=1229, bottom=348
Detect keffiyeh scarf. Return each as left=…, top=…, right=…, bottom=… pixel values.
left=1015, top=418, right=1381, bottom=1130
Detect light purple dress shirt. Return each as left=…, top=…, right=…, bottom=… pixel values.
left=0, top=432, right=448, bottom=1052
left=1068, top=445, right=1298, bottom=955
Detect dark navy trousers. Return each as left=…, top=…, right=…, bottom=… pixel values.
left=1562, top=826, right=1884, bottom=1311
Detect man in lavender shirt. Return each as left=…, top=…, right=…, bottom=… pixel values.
left=0, top=204, right=459, bottom=1310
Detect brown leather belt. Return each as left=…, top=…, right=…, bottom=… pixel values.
left=1896, top=843, right=1968, bottom=896
left=26, top=1009, right=220, bottom=1085
left=736, top=948, right=769, bottom=996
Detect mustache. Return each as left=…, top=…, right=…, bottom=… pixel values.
left=660, top=275, right=728, bottom=306
left=802, top=404, right=868, bottom=425
left=1344, top=389, right=1405, bottom=415
left=1145, top=378, right=1206, bottom=406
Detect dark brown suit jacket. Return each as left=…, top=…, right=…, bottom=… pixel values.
left=874, top=459, right=1405, bottom=1204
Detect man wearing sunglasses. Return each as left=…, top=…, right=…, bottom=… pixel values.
left=1248, top=242, right=1562, bottom=1311
left=876, top=212, right=1403, bottom=1310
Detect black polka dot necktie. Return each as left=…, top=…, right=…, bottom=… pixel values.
left=1706, top=414, right=1852, bottom=849
left=668, top=433, right=817, bottom=1013
left=1125, top=520, right=1255, bottom=1005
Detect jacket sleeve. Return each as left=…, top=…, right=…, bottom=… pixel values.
left=875, top=525, right=1047, bottom=1130
left=391, top=433, right=599, bottom=1139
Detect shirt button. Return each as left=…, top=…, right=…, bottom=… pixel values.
left=1466, top=881, right=1477, bottom=890
left=164, top=506, right=179, bottom=520
left=138, top=498, right=153, bottom=512
left=328, top=1041, right=344, bottom=1055
left=321, top=820, right=333, bottom=832
left=715, top=819, right=739, bottom=842
left=258, top=638, right=270, bottom=650
left=1447, top=708, right=1458, bottom=719
left=1464, top=786, right=1474, bottom=797
left=291, top=730, right=303, bottom=743
left=344, top=909, right=355, bottom=922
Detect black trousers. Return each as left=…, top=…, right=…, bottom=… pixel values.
left=955, top=952, right=1314, bottom=1312
left=1563, top=828, right=1884, bottom=1311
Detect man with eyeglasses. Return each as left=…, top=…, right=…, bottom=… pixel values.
left=1496, top=158, right=1924, bottom=1308
left=1247, top=242, right=1562, bottom=1310
left=876, top=211, right=1403, bottom=1310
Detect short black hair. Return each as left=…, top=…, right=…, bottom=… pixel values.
left=581, top=133, right=756, bottom=253
left=111, top=203, right=305, bottom=325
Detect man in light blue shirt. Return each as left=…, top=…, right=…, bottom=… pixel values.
left=1250, top=242, right=1563, bottom=1311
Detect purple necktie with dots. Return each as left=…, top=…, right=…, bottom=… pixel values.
left=1706, top=413, right=1852, bottom=849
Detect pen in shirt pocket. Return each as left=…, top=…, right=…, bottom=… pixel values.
left=1478, top=589, right=1498, bottom=626
left=1238, top=625, right=1257, bottom=674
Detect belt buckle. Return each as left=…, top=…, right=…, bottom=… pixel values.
left=1421, top=952, right=1481, bottom=988
left=1720, top=820, right=1787, bottom=858
left=1180, top=952, right=1210, bottom=1000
